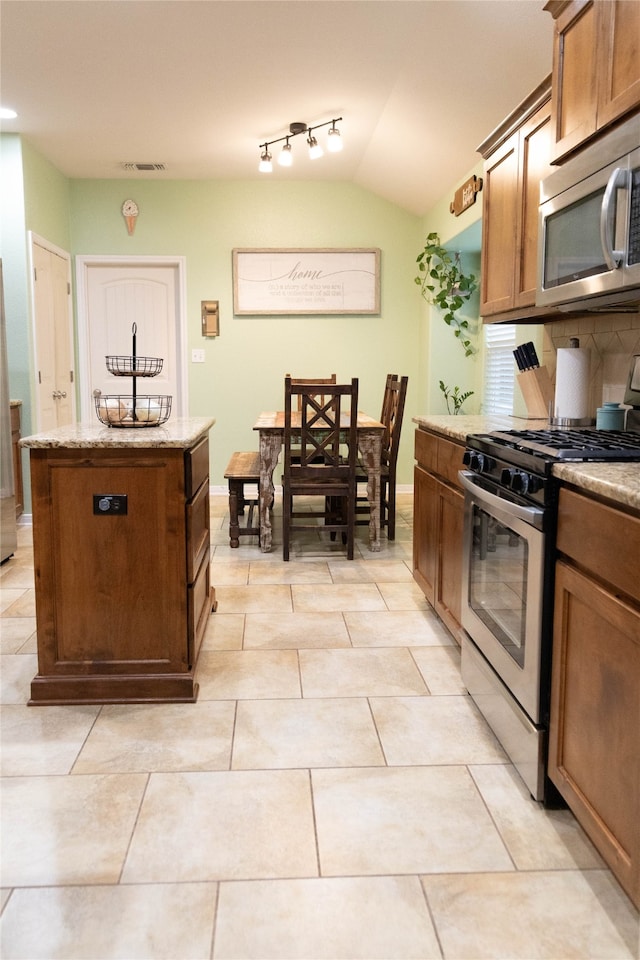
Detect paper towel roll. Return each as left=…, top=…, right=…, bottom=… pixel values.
left=554, top=346, right=590, bottom=421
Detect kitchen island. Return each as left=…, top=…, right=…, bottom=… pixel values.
left=21, top=418, right=215, bottom=705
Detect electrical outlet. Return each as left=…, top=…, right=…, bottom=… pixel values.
left=93, top=495, right=128, bottom=515
left=191, top=349, right=205, bottom=363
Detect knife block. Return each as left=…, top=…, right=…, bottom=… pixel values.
left=517, top=367, right=554, bottom=419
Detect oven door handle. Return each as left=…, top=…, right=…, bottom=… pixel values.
left=458, top=470, right=545, bottom=531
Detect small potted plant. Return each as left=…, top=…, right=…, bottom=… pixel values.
left=438, top=381, right=474, bottom=415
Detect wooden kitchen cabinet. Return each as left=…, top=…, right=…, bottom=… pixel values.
left=549, top=486, right=640, bottom=908
left=546, top=0, right=640, bottom=162
left=10, top=402, right=23, bottom=517
left=26, top=422, right=215, bottom=704
left=413, top=428, right=464, bottom=639
left=478, top=77, right=558, bottom=322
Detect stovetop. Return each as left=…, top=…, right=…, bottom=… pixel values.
left=463, top=428, right=640, bottom=508
left=473, top=428, right=640, bottom=463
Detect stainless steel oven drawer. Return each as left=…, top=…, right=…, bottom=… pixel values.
left=461, top=632, right=546, bottom=801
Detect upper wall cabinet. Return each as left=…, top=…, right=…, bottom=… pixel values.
left=478, top=76, right=559, bottom=323
left=545, top=0, right=640, bottom=162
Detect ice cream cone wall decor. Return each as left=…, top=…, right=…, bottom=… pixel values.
left=121, top=199, right=139, bottom=235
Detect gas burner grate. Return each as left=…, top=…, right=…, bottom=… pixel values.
left=489, top=428, right=640, bottom=461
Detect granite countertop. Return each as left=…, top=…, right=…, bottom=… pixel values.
left=412, top=414, right=548, bottom=443
left=20, top=417, right=215, bottom=450
left=552, top=462, right=640, bottom=512
left=413, top=414, right=640, bottom=513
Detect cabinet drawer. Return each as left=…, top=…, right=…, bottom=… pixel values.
left=185, top=437, right=209, bottom=498
left=188, top=550, right=211, bottom=667
left=557, top=487, right=640, bottom=604
left=414, top=429, right=464, bottom=489
left=437, top=436, right=464, bottom=489
left=186, top=477, right=210, bottom=583
left=415, top=429, right=438, bottom=473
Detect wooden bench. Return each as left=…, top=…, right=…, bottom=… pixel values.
left=224, top=452, right=261, bottom=547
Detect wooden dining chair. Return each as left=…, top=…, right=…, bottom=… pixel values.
left=282, top=376, right=359, bottom=561
left=286, top=374, right=337, bottom=410
left=286, top=374, right=337, bottom=462
left=356, top=374, right=408, bottom=540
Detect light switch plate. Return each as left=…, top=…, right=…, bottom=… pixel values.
left=191, top=349, right=205, bottom=363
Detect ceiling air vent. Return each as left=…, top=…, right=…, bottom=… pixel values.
left=121, top=162, right=166, bottom=172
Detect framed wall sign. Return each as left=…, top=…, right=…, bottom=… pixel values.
left=232, top=248, right=381, bottom=316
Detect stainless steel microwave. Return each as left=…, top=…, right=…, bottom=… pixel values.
left=537, top=114, right=640, bottom=311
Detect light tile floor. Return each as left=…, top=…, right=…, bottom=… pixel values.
left=1, top=494, right=639, bottom=960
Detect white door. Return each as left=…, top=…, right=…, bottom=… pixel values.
left=76, top=258, right=186, bottom=422
left=31, top=238, right=75, bottom=430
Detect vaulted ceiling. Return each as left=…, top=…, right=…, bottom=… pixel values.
left=0, top=0, right=552, bottom=215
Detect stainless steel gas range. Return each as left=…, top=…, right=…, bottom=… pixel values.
left=458, top=427, right=640, bottom=803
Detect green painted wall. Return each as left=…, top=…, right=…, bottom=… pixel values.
left=22, top=139, right=71, bottom=252
left=417, top=160, right=484, bottom=419
left=70, top=178, right=424, bottom=486
left=0, top=135, right=30, bottom=418
left=4, top=134, right=498, bottom=505
left=1, top=136, right=73, bottom=512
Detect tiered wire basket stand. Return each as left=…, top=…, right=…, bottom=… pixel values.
left=94, top=322, right=172, bottom=427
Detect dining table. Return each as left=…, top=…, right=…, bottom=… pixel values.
left=253, top=410, right=385, bottom=553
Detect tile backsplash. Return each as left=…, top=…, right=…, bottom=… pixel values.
left=542, top=312, right=640, bottom=414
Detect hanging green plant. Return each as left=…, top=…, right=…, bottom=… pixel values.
left=414, top=232, right=477, bottom=357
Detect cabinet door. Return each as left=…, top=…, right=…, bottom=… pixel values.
left=514, top=102, right=554, bottom=308
left=480, top=133, right=519, bottom=316
left=596, top=0, right=640, bottom=131
left=413, top=464, right=437, bottom=605
left=433, top=481, right=464, bottom=638
left=549, top=560, right=640, bottom=908
left=31, top=449, right=187, bottom=674
left=550, top=0, right=598, bottom=162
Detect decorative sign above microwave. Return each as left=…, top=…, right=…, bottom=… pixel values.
left=450, top=175, right=483, bottom=217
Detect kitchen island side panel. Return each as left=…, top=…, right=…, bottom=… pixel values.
left=31, top=447, right=186, bottom=671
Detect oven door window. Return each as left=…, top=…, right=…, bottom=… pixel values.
left=469, top=503, right=527, bottom=667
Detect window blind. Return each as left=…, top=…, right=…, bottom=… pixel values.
left=483, top=324, right=516, bottom=414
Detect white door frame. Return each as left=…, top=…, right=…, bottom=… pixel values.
left=28, top=232, right=77, bottom=431
left=75, top=255, right=188, bottom=422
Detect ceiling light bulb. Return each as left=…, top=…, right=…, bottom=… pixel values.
left=0, top=106, right=18, bottom=120
left=278, top=141, right=293, bottom=167
left=258, top=148, right=273, bottom=173
left=307, top=135, right=323, bottom=160
left=327, top=125, right=342, bottom=152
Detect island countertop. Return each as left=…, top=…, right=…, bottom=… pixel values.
left=20, top=417, right=215, bottom=450
left=413, top=414, right=640, bottom=513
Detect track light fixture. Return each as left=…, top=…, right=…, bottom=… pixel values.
left=258, top=148, right=272, bottom=173
left=307, top=134, right=323, bottom=160
left=278, top=138, right=293, bottom=167
left=327, top=122, right=342, bottom=153
left=258, top=117, right=343, bottom=172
